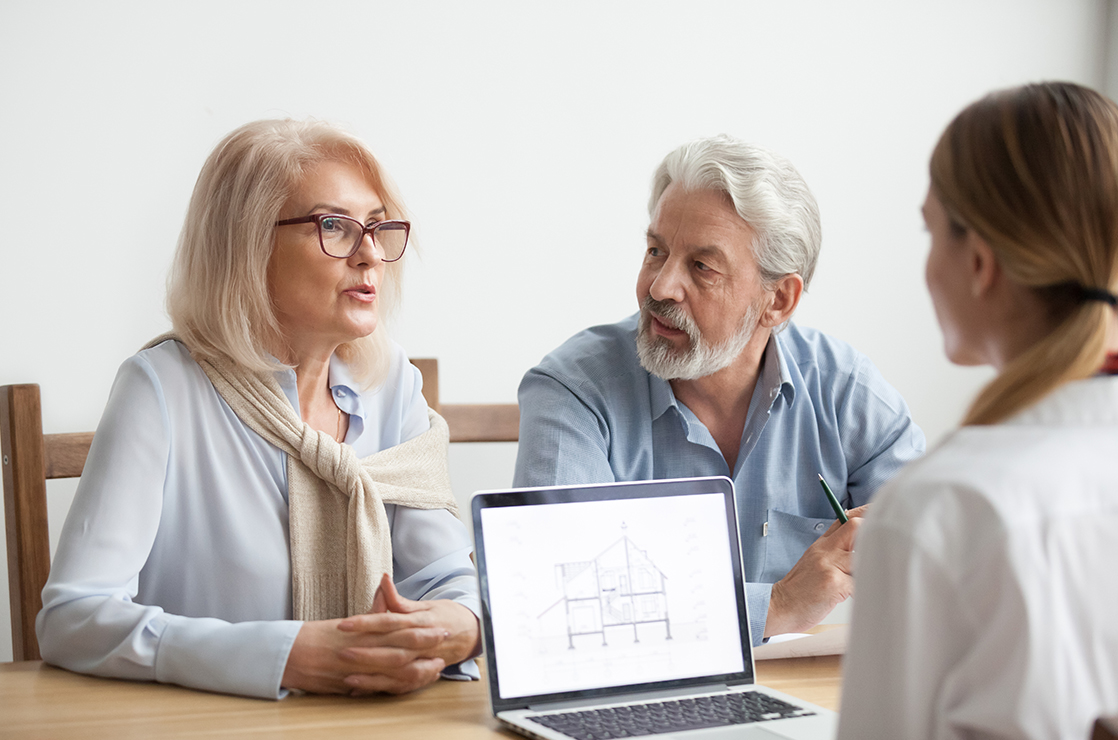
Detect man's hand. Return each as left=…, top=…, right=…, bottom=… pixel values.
left=763, top=505, right=869, bottom=638
left=281, top=574, right=481, bottom=696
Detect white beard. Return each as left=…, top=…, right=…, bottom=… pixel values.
left=636, top=297, right=761, bottom=381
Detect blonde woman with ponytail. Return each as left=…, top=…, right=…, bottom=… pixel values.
left=839, top=82, right=1118, bottom=739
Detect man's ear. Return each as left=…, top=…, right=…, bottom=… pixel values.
left=760, top=273, right=805, bottom=328
left=967, top=232, right=1001, bottom=299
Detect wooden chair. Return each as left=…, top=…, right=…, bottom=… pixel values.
left=408, top=359, right=519, bottom=443
left=1, top=384, right=81, bottom=662
left=1, top=358, right=518, bottom=662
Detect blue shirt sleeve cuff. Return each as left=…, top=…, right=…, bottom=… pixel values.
left=156, top=616, right=303, bottom=700
left=745, top=582, right=771, bottom=647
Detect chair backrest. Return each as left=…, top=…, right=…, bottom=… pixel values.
left=1095, top=716, right=1118, bottom=740
left=409, top=358, right=520, bottom=443
left=1, top=383, right=80, bottom=661
left=1, top=358, right=517, bottom=663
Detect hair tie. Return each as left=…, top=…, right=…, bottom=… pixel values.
left=1078, top=286, right=1118, bottom=306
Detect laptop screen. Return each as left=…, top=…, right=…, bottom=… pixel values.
left=474, top=477, right=753, bottom=709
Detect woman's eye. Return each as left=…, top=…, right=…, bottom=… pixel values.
left=320, top=217, right=343, bottom=233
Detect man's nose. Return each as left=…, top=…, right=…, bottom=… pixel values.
left=648, top=259, right=687, bottom=303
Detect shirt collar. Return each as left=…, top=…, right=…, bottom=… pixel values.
left=270, top=354, right=369, bottom=440
left=328, top=354, right=367, bottom=441
left=765, top=329, right=797, bottom=407
left=650, top=373, right=677, bottom=421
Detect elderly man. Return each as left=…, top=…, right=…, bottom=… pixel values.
left=513, top=135, right=925, bottom=643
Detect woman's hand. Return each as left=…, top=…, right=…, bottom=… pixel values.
left=336, top=573, right=481, bottom=694
left=281, top=573, right=480, bottom=696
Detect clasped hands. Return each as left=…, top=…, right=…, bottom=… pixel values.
left=282, top=573, right=481, bottom=696
left=763, top=504, right=868, bottom=638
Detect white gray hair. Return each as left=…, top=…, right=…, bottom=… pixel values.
left=648, top=135, right=822, bottom=288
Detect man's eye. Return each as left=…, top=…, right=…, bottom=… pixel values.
left=646, top=246, right=662, bottom=258
left=695, top=261, right=711, bottom=271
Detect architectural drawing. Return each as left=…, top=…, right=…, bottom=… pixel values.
left=540, top=524, right=671, bottom=648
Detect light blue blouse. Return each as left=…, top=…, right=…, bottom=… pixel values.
left=36, top=339, right=479, bottom=699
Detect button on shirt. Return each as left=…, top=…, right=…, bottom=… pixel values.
left=513, top=314, right=925, bottom=642
left=37, top=339, right=479, bottom=699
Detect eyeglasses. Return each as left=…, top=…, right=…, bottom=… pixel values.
left=275, top=214, right=410, bottom=261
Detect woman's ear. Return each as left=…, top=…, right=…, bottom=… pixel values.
left=967, top=232, right=1002, bottom=299
left=760, top=273, right=805, bottom=328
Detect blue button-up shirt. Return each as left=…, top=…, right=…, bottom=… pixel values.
left=513, top=314, right=925, bottom=643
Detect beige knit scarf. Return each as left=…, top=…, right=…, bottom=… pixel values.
left=145, top=335, right=458, bottom=621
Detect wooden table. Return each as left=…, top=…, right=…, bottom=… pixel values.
left=0, top=656, right=841, bottom=738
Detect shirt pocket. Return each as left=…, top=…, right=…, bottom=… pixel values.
left=759, top=508, right=834, bottom=582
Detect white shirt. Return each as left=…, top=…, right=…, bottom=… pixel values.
left=37, top=339, right=479, bottom=699
left=839, top=376, right=1118, bottom=740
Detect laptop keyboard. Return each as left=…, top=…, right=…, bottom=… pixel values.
left=530, top=691, right=815, bottom=739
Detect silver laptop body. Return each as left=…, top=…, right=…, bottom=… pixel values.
left=471, top=476, right=837, bottom=740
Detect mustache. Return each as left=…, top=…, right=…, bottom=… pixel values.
left=641, top=296, right=698, bottom=338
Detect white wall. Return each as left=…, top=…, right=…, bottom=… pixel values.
left=0, top=0, right=1105, bottom=662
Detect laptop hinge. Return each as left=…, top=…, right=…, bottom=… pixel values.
left=526, top=684, right=732, bottom=712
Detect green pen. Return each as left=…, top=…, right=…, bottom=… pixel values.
left=818, top=473, right=849, bottom=524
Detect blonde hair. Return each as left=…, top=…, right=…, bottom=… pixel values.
left=931, top=82, right=1118, bottom=425
left=167, top=119, right=408, bottom=387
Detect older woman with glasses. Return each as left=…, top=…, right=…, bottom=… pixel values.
left=839, top=82, right=1118, bottom=738
left=36, top=120, right=481, bottom=699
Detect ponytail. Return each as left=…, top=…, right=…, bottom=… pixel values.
left=964, top=300, right=1111, bottom=425
left=931, top=82, right=1118, bottom=425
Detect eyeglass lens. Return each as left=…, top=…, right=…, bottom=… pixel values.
left=319, top=216, right=408, bottom=260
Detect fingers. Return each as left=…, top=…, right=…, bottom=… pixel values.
left=339, top=596, right=479, bottom=667
left=820, top=504, right=870, bottom=535
left=378, top=573, right=421, bottom=614
left=282, top=619, right=450, bottom=697
left=370, top=577, right=388, bottom=614
left=820, top=514, right=863, bottom=549
left=340, top=643, right=436, bottom=668
left=845, top=504, right=871, bottom=519
left=338, top=610, right=438, bottom=634
left=340, top=625, right=449, bottom=653
left=369, top=572, right=424, bottom=616
left=831, top=548, right=854, bottom=577
left=343, top=657, right=446, bottom=696
left=832, top=515, right=863, bottom=550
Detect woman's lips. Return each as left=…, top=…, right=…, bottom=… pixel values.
left=342, top=285, right=377, bottom=303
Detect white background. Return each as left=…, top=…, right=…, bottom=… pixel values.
left=1, top=1, right=1113, bottom=661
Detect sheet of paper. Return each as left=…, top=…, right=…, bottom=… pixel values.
left=752, top=624, right=848, bottom=660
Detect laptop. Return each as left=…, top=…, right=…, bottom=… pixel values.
left=471, top=476, right=837, bottom=740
